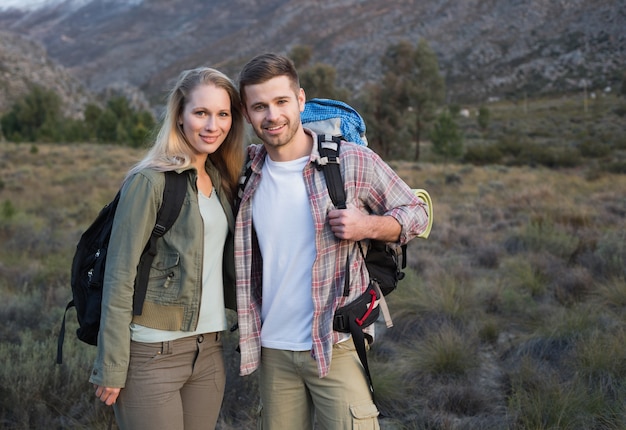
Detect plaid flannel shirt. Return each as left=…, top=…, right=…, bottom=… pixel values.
left=235, top=129, right=430, bottom=378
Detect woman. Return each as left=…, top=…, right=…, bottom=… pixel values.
left=90, top=67, right=244, bottom=430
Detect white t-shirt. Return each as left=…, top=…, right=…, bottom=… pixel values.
left=252, top=155, right=316, bottom=351
left=131, top=189, right=228, bottom=342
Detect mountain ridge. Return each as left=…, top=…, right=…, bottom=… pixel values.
left=1, top=0, right=624, bottom=110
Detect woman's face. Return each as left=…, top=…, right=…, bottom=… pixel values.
left=179, top=83, right=232, bottom=155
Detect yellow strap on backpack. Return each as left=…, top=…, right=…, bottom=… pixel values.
left=413, top=189, right=433, bottom=239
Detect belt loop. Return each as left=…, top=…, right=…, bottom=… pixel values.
left=160, top=340, right=172, bottom=355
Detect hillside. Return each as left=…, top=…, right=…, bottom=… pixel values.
left=0, top=31, right=92, bottom=117
left=0, top=0, right=624, bottom=109
left=0, top=141, right=625, bottom=428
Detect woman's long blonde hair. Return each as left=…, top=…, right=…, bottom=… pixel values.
left=127, top=67, right=244, bottom=201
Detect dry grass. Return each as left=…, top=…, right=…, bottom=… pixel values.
left=1, top=139, right=625, bottom=429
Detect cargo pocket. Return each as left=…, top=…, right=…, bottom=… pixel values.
left=147, top=252, right=181, bottom=300
left=350, top=401, right=380, bottom=430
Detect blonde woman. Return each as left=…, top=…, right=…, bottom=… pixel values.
left=90, top=67, right=244, bottom=430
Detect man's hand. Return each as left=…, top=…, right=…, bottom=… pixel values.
left=327, top=207, right=401, bottom=242
left=94, top=384, right=121, bottom=406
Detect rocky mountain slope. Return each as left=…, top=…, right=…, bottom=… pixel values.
left=1, top=0, right=624, bottom=110
left=0, top=31, right=92, bottom=116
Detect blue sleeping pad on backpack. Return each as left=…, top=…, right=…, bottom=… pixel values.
left=301, top=98, right=368, bottom=146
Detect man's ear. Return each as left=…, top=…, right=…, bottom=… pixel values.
left=298, top=88, right=306, bottom=113
left=241, top=103, right=252, bottom=124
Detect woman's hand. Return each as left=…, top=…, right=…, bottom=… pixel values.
left=94, top=384, right=121, bottom=406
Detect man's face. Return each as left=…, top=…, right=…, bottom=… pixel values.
left=242, top=75, right=305, bottom=152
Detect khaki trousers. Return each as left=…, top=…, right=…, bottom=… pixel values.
left=258, top=341, right=379, bottom=430
left=113, top=332, right=225, bottom=430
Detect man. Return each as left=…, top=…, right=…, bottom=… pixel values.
left=235, top=53, right=430, bottom=429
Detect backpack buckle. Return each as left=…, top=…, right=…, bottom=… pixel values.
left=153, top=224, right=166, bottom=237
left=333, top=313, right=348, bottom=332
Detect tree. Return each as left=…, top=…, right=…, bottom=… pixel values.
left=0, top=86, right=62, bottom=142
left=93, top=96, right=155, bottom=145
left=299, top=63, right=349, bottom=101
left=82, top=103, right=103, bottom=141
left=430, top=111, right=463, bottom=161
left=129, top=110, right=156, bottom=148
left=96, top=109, right=118, bottom=142
left=381, top=39, right=445, bottom=160
left=289, top=45, right=313, bottom=69
left=357, top=82, right=405, bottom=159
left=477, top=106, right=490, bottom=131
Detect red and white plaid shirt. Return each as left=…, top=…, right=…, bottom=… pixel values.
left=235, top=129, right=430, bottom=377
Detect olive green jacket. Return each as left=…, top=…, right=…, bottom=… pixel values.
left=89, top=163, right=236, bottom=388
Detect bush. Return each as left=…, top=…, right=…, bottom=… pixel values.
left=496, top=134, right=526, bottom=157
left=579, top=139, right=612, bottom=158
left=477, top=105, right=490, bottom=131
left=0, top=87, right=154, bottom=146
left=509, top=143, right=582, bottom=168
left=606, top=160, right=626, bottom=174
left=0, top=86, right=62, bottom=142
left=506, top=221, right=580, bottom=260
left=407, top=325, right=479, bottom=377
left=463, top=144, right=503, bottom=165
left=430, top=112, right=464, bottom=161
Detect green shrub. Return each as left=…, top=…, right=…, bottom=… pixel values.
left=407, top=325, right=479, bottom=377
left=576, top=329, right=626, bottom=394
left=512, top=144, right=583, bottom=168
left=496, top=134, right=526, bottom=157
left=590, top=231, right=626, bottom=279
left=477, top=105, right=490, bottom=131
left=506, top=221, right=580, bottom=260
left=1, top=199, right=17, bottom=219
left=463, top=144, right=503, bottom=165
left=507, top=363, right=596, bottom=430
left=501, top=258, right=547, bottom=298
left=579, top=139, right=612, bottom=158
left=592, top=278, right=626, bottom=312
left=605, top=160, right=626, bottom=174
left=0, top=332, right=108, bottom=429
left=430, top=112, right=464, bottom=161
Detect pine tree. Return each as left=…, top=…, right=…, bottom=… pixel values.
left=381, top=39, right=445, bottom=161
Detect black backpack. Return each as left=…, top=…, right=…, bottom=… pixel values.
left=315, top=134, right=406, bottom=399
left=56, top=170, right=187, bottom=364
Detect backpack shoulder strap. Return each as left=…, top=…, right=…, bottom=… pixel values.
left=317, top=134, right=346, bottom=209
left=316, top=135, right=352, bottom=297
left=133, top=170, right=187, bottom=315
left=318, top=135, right=378, bottom=400
left=235, top=152, right=253, bottom=213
